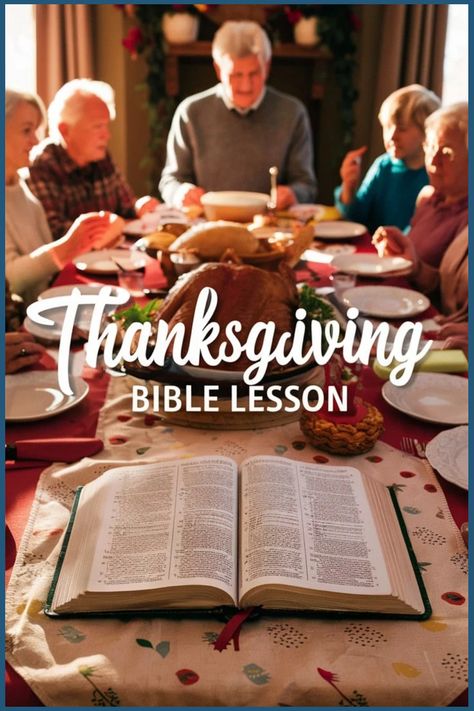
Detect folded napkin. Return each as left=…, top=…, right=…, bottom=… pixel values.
left=6, top=438, right=104, bottom=463
left=5, top=460, right=51, bottom=471
left=315, top=205, right=342, bottom=222
left=373, top=350, right=468, bottom=380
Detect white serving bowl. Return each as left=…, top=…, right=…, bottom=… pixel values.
left=201, top=191, right=269, bottom=222
left=170, top=251, right=201, bottom=275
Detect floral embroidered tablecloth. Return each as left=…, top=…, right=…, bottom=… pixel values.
left=6, top=375, right=468, bottom=706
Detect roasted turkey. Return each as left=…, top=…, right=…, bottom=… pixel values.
left=154, top=262, right=298, bottom=371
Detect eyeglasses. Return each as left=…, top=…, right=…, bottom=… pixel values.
left=422, top=142, right=456, bottom=162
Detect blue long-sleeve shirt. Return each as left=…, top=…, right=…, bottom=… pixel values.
left=334, top=153, right=429, bottom=234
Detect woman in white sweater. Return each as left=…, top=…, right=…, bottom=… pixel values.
left=5, top=89, right=121, bottom=304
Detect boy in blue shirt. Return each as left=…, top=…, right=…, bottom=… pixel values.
left=334, top=84, right=440, bottom=233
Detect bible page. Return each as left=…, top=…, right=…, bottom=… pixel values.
left=239, top=457, right=391, bottom=598
left=87, top=457, right=238, bottom=600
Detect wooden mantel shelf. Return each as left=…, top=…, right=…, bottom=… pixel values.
left=166, top=41, right=331, bottom=59
left=165, top=41, right=331, bottom=99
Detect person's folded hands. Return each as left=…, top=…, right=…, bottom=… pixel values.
left=135, top=195, right=160, bottom=216
left=52, top=212, right=124, bottom=267
left=182, top=185, right=206, bottom=207
left=5, top=332, right=46, bottom=374
left=437, top=322, right=468, bottom=359
left=276, top=185, right=297, bottom=210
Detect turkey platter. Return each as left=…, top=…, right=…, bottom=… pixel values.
left=150, top=261, right=299, bottom=374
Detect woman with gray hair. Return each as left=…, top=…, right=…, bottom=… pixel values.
left=5, top=88, right=122, bottom=304
left=373, top=102, right=468, bottom=269
left=373, top=102, right=468, bottom=321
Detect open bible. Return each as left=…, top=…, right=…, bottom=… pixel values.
left=46, top=455, right=430, bottom=619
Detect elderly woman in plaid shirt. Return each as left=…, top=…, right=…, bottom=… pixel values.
left=27, top=78, right=159, bottom=241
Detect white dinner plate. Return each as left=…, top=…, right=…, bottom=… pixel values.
left=123, top=206, right=188, bottom=236
left=314, top=221, right=367, bottom=240
left=73, top=249, right=148, bottom=275
left=342, top=285, right=430, bottom=318
left=5, top=371, right=89, bottom=422
left=382, top=373, right=468, bottom=425
left=332, top=254, right=412, bottom=276
left=316, top=243, right=357, bottom=256
left=23, top=284, right=130, bottom=341
left=288, top=204, right=325, bottom=221
left=426, top=426, right=468, bottom=490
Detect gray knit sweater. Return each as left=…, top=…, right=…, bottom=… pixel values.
left=159, top=84, right=317, bottom=206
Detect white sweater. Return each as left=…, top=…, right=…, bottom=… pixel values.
left=6, top=177, right=57, bottom=304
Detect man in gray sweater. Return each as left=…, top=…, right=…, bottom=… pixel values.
left=159, top=21, right=317, bottom=210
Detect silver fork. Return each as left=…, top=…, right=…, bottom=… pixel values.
left=400, top=436, right=426, bottom=458
left=400, top=436, right=417, bottom=456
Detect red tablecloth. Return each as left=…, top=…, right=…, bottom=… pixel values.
left=5, top=242, right=467, bottom=706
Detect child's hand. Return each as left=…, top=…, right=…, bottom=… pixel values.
left=339, top=146, right=367, bottom=203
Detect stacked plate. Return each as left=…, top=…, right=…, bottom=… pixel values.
left=73, top=249, right=148, bottom=275
left=382, top=372, right=468, bottom=425
left=332, top=254, right=412, bottom=276
left=314, top=221, right=366, bottom=240
left=123, top=206, right=188, bottom=236
left=5, top=371, right=89, bottom=422
left=24, top=284, right=130, bottom=341
left=342, top=285, right=430, bottom=318
left=426, top=426, right=468, bottom=490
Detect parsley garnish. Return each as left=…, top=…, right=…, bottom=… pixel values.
left=299, top=284, right=334, bottom=321
left=112, top=299, right=161, bottom=329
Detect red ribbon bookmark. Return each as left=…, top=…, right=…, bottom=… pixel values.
left=213, top=607, right=260, bottom=652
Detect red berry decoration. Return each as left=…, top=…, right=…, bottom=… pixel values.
left=48, top=528, right=64, bottom=537
left=176, top=669, right=200, bottom=685
left=441, top=592, right=465, bottom=606
left=144, top=414, right=161, bottom=426
left=366, top=455, right=383, bottom=463
left=424, top=484, right=437, bottom=493
left=400, top=470, right=416, bottom=478
left=117, top=414, right=132, bottom=422
left=109, top=436, right=128, bottom=445
left=313, top=454, right=330, bottom=463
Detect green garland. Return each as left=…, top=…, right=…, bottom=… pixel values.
left=265, top=5, right=359, bottom=151
left=316, top=6, right=359, bottom=150
left=133, top=5, right=177, bottom=190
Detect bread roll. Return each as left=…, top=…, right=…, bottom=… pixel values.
left=143, top=231, right=177, bottom=249
left=169, top=221, right=259, bottom=258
